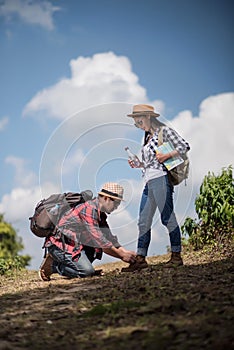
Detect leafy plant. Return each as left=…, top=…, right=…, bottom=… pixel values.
left=0, top=214, right=31, bottom=274
left=182, top=165, right=234, bottom=249
left=0, top=256, right=29, bottom=275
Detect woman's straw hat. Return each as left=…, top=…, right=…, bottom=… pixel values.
left=127, top=104, right=160, bottom=117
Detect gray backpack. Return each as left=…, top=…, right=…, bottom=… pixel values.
left=29, top=190, right=93, bottom=237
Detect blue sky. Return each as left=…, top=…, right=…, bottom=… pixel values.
left=0, top=0, right=233, bottom=269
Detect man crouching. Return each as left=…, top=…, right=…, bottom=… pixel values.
left=39, top=182, right=136, bottom=281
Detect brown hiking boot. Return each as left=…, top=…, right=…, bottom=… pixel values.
left=164, top=252, right=183, bottom=268
left=121, top=255, right=148, bottom=272
left=94, top=269, right=103, bottom=276
left=38, top=254, right=53, bottom=281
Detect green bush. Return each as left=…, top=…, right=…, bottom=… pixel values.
left=182, top=165, right=234, bottom=250
left=0, top=256, right=30, bottom=275
left=0, top=214, right=31, bottom=275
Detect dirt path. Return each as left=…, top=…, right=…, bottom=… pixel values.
left=0, top=247, right=233, bottom=349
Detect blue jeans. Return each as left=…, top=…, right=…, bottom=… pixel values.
left=137, top=175, right=181, bottom=256
left=48, top=245, right=96, bottom=278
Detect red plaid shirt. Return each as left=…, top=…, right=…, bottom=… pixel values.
left=44, top=198, right=120, bottom=261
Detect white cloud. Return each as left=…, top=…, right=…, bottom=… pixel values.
left=23, top=52, right=164, bottom=120
left=0, top=180, right=60, bottom=222
left=0, top=0, right=60, bottom=30
left=171, top=92, right=234, bottom=184
left=0, top=116, right=9, bottom=131
left=61, top=148, right=86, bottom=175
left=5, top=155, right=37, bottom=187
left=0, top=182, right=61, bottom=269
left=0, top=187, right=41, bottom=223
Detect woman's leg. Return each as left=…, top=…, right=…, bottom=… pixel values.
left=137, top=184, right=157, bottom=256
left=148, top=175, right=181, bottom=253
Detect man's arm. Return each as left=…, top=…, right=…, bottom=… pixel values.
left=103, top=246, right=136, bottom=263
left=99, top=212, right=121, bottom=247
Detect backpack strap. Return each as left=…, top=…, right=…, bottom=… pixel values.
left=158, top=126, right=164, bottom=146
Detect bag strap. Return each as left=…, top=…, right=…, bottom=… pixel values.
left=158, top=126, right=164, bottom=146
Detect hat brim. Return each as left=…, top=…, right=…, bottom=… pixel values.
left=98, top=190, right=124, bottom=201
left=127, top=111, right=160, bottom=118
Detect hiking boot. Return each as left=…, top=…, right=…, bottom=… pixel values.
left=38, top=254, right=53, bottom=281
left=164, top=252, right=183, bottom=268
left=94, top=269, right=103, bottom=276
left=121, top=255, right=148, bottom=272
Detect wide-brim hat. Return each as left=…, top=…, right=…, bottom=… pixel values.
left=127, top=104, right=160, bottom=117
left=98, top=182, right=124, bottom=201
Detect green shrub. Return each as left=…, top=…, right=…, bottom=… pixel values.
left=0, top=255, right=30, bottom=275
left=182, top=165, right=234, bottom=250
left=0, top=214, right=31, bottom=275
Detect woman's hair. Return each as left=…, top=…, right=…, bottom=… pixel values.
left=150, top=116, right=165, bottom=128
left=143, top=116, right=166, bottom=145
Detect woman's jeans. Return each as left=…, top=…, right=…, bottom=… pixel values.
left=137, top=175, right=181, bottom=256
left=48, top=245, right=96, bottom=278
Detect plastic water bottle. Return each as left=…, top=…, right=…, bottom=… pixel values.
left=50, top=204, right=59, bottom=215
left=125, top=147, right=141, bottom=167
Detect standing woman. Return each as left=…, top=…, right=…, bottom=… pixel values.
left=123, top=104, right=190, bottom=271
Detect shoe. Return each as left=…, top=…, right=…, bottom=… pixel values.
left=164, top=252, right=183, bottom=268
left=38, top=254, right=53, bottom=281
left=121, top=255, right=148, bottom=272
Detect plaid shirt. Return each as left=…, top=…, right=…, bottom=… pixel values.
left=45, top=198, right=120, bottom=261
left=142, top=126, right=190, bottom=174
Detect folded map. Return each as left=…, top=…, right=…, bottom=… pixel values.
left=156, top=142, right=184, bottom=170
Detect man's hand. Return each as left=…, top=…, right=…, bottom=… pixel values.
left=103, top=246, right=136, bottom=263
left=117, top=247, right=136, bottom=263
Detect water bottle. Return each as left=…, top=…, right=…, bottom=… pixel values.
left=125, top=147, right=141, bottom=167
left=50, top=204, right=59, bottom=215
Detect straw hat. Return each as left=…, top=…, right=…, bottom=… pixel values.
left=127, top=104, right=160, bottom=117
left=98, top=182, right=124, bottom=201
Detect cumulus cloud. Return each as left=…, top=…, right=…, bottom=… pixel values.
left=60, top=148, right=86, bottom=176
left=0, top=180, right=60, bottom=224
left=23, top=52, right=164, bottom=120
left=171, top=92, right=234, bottom=183
left=0, top=187, right=41, bottom=223
left=0, top=116, right=9, bottom=131
left=5, top=156, right=38, bottom=188
left=0, top=0, right=60, bottom=30
left=0, top=179, right=61, bottom=269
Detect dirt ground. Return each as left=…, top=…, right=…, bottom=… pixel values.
left=0, top=245, right=233, bottom=350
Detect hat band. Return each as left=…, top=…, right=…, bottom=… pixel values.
left=132, top=111, right=152, bottom=114
left=100, top=189, right=122, bottom=199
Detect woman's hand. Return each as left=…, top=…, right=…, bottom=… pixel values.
left=128, top=158, right=142, bottom=168
left=156, top=153, right=169, bottom=163
left=156, top=150, right=179, bottom=163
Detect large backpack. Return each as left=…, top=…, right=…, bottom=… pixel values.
left=158, top=127, right=190, bottom=186
left=29, top=190, right=93, bottom=238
